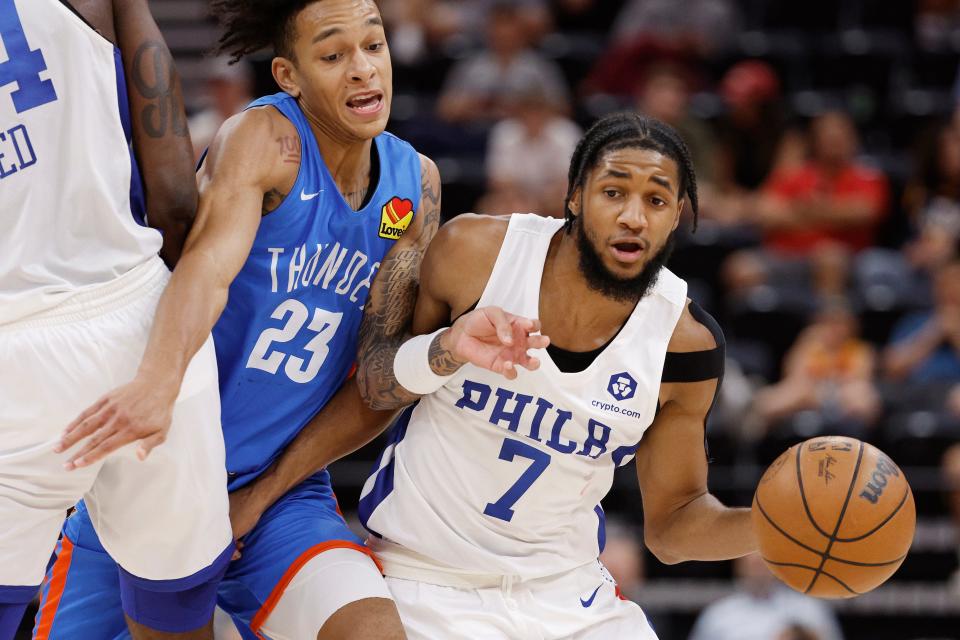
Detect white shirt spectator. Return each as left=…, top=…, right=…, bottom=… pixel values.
left=689, top=586, right=844, bottom=640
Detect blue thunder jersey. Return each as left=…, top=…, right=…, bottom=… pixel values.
left=213, top=92, right=421, bottom=490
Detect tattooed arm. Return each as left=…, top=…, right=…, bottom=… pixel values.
left=58, top=108, right=300, bottom=468
left=113, top=0, right=195, bottom=265
left=356, top=155, right=443, bottom=410
left=357, top=207, right=548, bottom=410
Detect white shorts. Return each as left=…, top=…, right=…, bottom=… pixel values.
left=0, top=257, right=232, bottom=586
left=259, top=547, right=393, bottom=640
left=385, top=560, right=658, bottom=640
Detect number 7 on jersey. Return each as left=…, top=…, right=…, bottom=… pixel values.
left=484, top=438, right=551, bottom=522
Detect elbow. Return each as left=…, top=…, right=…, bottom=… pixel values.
left=643, top=529, right=685, bottom=565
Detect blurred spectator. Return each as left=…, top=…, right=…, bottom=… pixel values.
left=777, top=625, right=824, bottom=640
left=547, top=0, right=625, bottom=34
left=708, top=61, right=806, bottom=226
left=753, top=111, right=891, bottom=256
left=944, top=444, right=960, bottom=596
left=915, top=0, right=960, bottom=51
left=689, top=553, right=843, bottom=640
left=903, top=122, right=960, bottom=274
left=883, top=259, right=960, bottom=383
left=483, top=80, right=581, bottom=217
left=752, top=298, right=880, bottom=436
left=634, top=62, right=716, bottom=185
left=599, top=519, right=645, bottom=601
left=188, top=56, right=254, bottom=161
left=610, top=0, right=741, bottom=55
left=436, top=2, right=568, bottom=124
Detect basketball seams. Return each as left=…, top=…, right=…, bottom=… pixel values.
left=760, top=558, right=861, bottom=595
left=756, top=492, right=909, bottom=568
left=803, top=441, right=865, bottom=594
left=795, top=443, right=833, bottom=539
left=834, top=486, right=911, bottom=543
left=754, top=494, right=830, bottom=557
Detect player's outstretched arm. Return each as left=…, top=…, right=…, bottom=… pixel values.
left=56, top=109, right=288, bottom=469
left=114, top=0, right=196, bottom=266
left=635, top=305, right=757, bottom=564
left=356, top=210, right=548, bottom=411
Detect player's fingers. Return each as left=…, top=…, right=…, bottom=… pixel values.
left=136, top=431, right=167, bottom=461
left=520, top=356, right=542, bottom=372
left=527, top=335, right=550, bottom=350
left=56, top=407, right=110, bottom=452
left=65, top=426, right=124, bottom=470
left=484, top=307, right=514, bottom=345
left=61, top=397, right=108, bottom=436
left=500, top=360, right=518, bottom=380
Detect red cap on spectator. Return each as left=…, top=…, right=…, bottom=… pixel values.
left=721, top=60, right=780, bottom=107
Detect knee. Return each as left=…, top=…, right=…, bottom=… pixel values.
left=318, top=597, right=406, bottom=640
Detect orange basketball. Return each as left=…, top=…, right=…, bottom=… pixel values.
left=752, top=436, right=916, bottom=599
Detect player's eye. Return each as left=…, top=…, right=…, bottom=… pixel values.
left=367, top=42, right=384, bottom=51
left=603, top=189, right=620, bottom=199
left=651, top=196, right=666, bottom=206
left=322, top=53, right=341, bottom=62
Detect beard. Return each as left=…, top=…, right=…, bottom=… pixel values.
left=575, top=217, right=676, bottom=304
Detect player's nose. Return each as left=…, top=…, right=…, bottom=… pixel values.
left=617, top=197, right=648, bottom=231
left=348, top=48, right=377, bottom=83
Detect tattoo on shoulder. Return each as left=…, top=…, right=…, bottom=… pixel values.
left=262, top=188, right=287, bottom=215
left=277, top=136, right=301, bottom=165
left=131, top=41, right=187, bottom=139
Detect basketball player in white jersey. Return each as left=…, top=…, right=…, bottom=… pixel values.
left=355, top=112, right=760, bottom=638
left=0, top=1, right=232, bottom=638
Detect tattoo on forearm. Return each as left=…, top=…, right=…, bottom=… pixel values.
left=428, top=333, right=462, bottom=375
left=356, top=158, right=443, bottom=410
left=277, top=136, right=301, bottom=165
left=131, top=41, right=187, bottom=139
left=262, top=188, right=287, bottom=215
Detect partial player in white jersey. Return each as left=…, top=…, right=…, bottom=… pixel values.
left=355, top=112, right=759, bottom=639
left=0, top=1, right=231, bottom=638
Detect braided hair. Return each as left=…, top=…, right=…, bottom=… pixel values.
left=210, top=0, right=318, bottom=62
left=563, top=112, right=699, bottom=232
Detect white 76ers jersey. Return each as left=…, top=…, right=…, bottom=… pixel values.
left=361, top=214, right=688, bottom=579
left=0, top=0, right=161, bottom=325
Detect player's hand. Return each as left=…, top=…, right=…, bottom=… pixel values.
left=55, top=377, right=179, bottom=470
left=444, top=306, right=550, bottom=380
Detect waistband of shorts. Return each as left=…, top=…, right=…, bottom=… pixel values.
left=0, top=257, right=169, bottom=331
left=373, top=538, right=584, bottom=589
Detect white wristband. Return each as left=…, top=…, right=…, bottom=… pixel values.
left=393, top=328, right=458, bottom=395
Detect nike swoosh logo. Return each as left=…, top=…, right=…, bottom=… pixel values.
left=580, top=584, right=602, bottom=608
left=300, top=189, right=322, bottom=201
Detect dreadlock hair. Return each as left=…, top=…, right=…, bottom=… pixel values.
left=563, top=112, right=700, bottom=233
left=210, top=0, right=318, bottom=62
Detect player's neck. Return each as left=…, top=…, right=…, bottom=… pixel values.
left=305, top=118, right=374, bottom=210
left=539, top=233, right=638, bottom=351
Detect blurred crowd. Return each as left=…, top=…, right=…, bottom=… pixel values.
left=172, top=0, right=960, bottom=638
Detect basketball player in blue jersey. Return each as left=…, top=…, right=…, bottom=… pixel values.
left=0, top=1, right=234, bottom=638
left=33, top=1, right=439, bottom=639
left=356, top=113, right=760, bottom=639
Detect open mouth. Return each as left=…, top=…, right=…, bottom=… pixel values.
left=346, top=92, right=384, bottom=115
left=610, top=240, right=645, bottom=263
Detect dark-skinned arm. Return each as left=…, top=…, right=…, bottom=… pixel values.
left=636, top=305, right=756, bottom=564
left=56, top=109, right=286, bottom=468
left=114, top=0, right=196, bottom=265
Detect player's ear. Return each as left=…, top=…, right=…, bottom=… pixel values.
left=272, top=56, right=302, bottom=98
left=567, top=187, right=582, bottom=219
left=673, top=198, right=684, bottom=230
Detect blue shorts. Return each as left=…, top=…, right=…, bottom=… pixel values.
left=33, top=471, right=375, bottom=640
